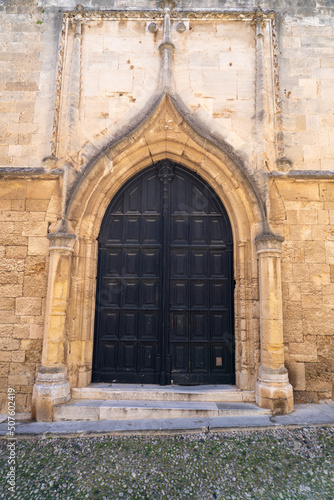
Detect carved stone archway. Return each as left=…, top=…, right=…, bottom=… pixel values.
left=32, top=95, right=293, bottom=420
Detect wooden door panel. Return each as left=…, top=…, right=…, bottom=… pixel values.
left=93, top=162, right=234, bottom=384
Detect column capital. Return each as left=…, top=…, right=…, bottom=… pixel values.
left=47, top=231, right=76, bottom=253
left=255, top=232, right=284, bottom=254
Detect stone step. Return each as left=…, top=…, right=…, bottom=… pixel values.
left=71, top=384, right=255, bottom=403
left=53, top=400, right=270, bottom=422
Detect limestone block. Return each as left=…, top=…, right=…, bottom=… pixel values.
left=330, top=265, right=334, bottom=283
left=317, top=336, right=334, bottom=362
left=0, top=284, right=23, bottom=298
left=309, top=264, right=330, bottom=285
left=0, top=298, right=15, bottom=311
left=296, top=210, right=318, bottom=225
left=312, top=225, right=334, bottom=241
left=29, top=324, right=43, bottom=339
left=27, top=236, right=49, bottom=256
left=289, top=341, right=318, bottom=362
left=304, top=241, right=326, bottom=263
left=287, top=362, right=306, bottom=391
left=0, top=271, right=21, bottom=285
left=0, top=338, right=20, bottom=352
left=0, top=310, right=17, bottom=324
left=15, top=297, right=41, bottom=316
left=317, top=210, right=329, bottom=225
left=0, top=352, right=11, bottom=363
left=305, top=362, right=333, bottom=392
left=282, top=241, right=304, bottom=263
left=8, top=374, right=32, bottom=386
left=283, top=319, right=303, bottom=343
left=294, top=391, right=319, bottom=404
left=22, top=221, right=48, bottom=237
left=5, top=246, right=27, bottom=258
left=202, top=70, right=236, bottom=99
left=287, top=283, right=301, bottom=301
left=0, top=324, right=13, bottom=337
left=322, top=284, right=334, bottom=306
left=0, top=181, right=26, bottom=200
left=13, top=324, right=30, bottom=339
left=26, top=199, right=50, bottom=212
left=23, top=274, right=47, bottom=297
left=26, top=182, right=55, bottom=200
left=291, top=263, right=310, bottom=282
left=289, top=225, right=312, bottom=241
left=11, top=351, right=25, bottom=363
left=325, top=241, right=334, bottom=264
left=303, top=307, right=334, bottom=336
left=0, top=362, right=9, bottom=377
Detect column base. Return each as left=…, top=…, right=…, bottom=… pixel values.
left=255, top=367, right=294, bottom=415
left=31, top=365, right=70, bottom=422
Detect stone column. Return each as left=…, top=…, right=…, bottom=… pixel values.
left=32, top=232, right=76, bottom=421
left=159, top=0, right=175, bottom=92
left=255, top=233, right=294, bottom=414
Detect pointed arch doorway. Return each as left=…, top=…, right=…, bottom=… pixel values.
left=92, top=161, right=234, bottom=385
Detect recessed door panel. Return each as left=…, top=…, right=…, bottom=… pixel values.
left=93, top=162, right=234, bottom=384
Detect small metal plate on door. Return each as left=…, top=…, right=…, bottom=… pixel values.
left=216, top=357, right=222, bottom=366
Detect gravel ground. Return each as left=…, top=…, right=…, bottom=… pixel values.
left=0, top=426, right=333, bottom=500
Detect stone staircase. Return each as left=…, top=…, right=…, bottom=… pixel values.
left=53, top=384, right=271, bottom=421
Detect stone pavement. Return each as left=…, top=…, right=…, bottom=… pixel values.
left=0, top=401, right=333, bottom=438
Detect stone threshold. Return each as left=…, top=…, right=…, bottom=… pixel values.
left=71, top=383, right=255, bottom=403
left=53, top=400, right=269, bottom=422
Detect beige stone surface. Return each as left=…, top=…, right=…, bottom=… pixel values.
left=1, top=1, right=334, bottom=414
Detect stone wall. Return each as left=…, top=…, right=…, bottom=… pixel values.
left=0, top=175, right=61, bottom=412
left=270, top=176, right=334, bottom=403
left=0, top=0, right=333, bottom=413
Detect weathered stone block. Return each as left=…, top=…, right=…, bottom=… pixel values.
left=289, top=341, right=318, bottom=362
left=0, top=298, right=15, bottom=310
left=305, top=361, right=333, bottom=392
left=8, top=374, right=32, bottom=386
left=27, top=236, right=49, bottom=256
left=294, top=391, right=319, bottom=404
left=0, top=284, right=23, bottom=298
left=13, top=324, right=30, bottom=339
left=304, top=241, right=326, bottom=263
left=5, top=246, right=27, bottom=258
left=0, top=339, right=20, bottom=351
left=11, top=351, right=26, bottom=363
left=22, top=221, right=48, bottom=237
left=303, top=307, right=334, bottom=336
left=287, top=362, right=306, bottom=391
left=29, top=324, right=43, bottom=339
left=283, top=319, right=303, bottom=343
left=15, top=297, right=41, bottom=316
left=23, top=275, right=47, bottom=297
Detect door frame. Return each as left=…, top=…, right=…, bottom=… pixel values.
left=92, top=161, right=235, bottom=385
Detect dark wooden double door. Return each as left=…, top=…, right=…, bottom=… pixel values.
left=92, top=161, right=234, bottom=385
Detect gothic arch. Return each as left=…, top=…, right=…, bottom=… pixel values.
left=63, top=95, right=265, bottom=393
